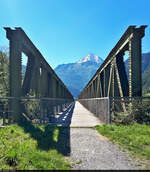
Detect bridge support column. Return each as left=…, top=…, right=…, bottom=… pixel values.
left=31, top=58, right=41, bottom=97
left=91, top=83, right=94, bottom=98
left=53, top=77, right=58, bottom=115
left=100, top=71, right=104, bottom=97
left=93, top=80, right=96, bottom=98
left=60, top=86, right=64, bottom=111
left=47, top=73, right=52, bottom=97
left=96, top=75, right=100, bottom=98
left=129, top=34, right=142, bottom=97
left=41, top=67, right=48, bottom=97
left=104, top=64, right=110, bottom=97
left=6, top=29, right=22, bottom=122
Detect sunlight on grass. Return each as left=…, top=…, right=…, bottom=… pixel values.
left=53, top=128, right=59, bottom=142
left=0, top=124, right=71, bottom=170
left=143, top=93, right=150, bottom=97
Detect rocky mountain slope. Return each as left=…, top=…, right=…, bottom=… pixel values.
left=55, top=54, right=103, bottom=98
left=55, top=52, right=150, bottom=98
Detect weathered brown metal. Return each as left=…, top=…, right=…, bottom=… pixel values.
left=78, top=25, right=147, bottom=100
left=4, top=27, right=73, bottom=122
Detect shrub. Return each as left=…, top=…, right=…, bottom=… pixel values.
left=112, top=100, right=150, bottom=125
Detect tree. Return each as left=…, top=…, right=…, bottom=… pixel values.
left=0, top=47, right=9, bottom=97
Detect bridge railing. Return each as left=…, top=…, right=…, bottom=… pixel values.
left=78, top=98, right=111, bottom=124
left=78, top=97, right=150, bottom=124
left=0, top=97, right=74, bottom=126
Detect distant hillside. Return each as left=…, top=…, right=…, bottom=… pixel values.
left=55, top=54, right=103, bottom=98
left=143, top=67, right=150, bottom=94
left=141, top=53, right=150, bottom=95
left=55, top=52, right=150, bottom=98
left=124, top=52, right=150, bottom=95
left=125, top=52, right=150, bottom=77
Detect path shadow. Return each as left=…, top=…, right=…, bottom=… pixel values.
left=18, top=102, right=75, bottom=156
left=50, top=102, right=75, bottom=126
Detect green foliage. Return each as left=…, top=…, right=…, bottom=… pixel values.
left=0, top=51, right=9, bottom=97
left=22, top=99, right=40, bottom=121
left=95, top=123, right=150, bottom=168
left=123, top=102, right=150, bottom=125
left=143, top=67, right=150, bottom=95
left=0, top=124, right=71, bottom=170
left=0, top=51, right=9, bottom=121
left=112, top=100, right=150, bottom=125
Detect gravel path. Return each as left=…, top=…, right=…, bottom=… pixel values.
left=50, top=101, right=139, bottom=169
left=69, top=128, right=138, bottom=170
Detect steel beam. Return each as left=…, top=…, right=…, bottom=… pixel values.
left=79, top=25, right=147, bottom=100
left=5, top=27, right=74, bottom=122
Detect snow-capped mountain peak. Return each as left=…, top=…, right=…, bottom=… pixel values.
left=77, top=53, right=103, bottom=64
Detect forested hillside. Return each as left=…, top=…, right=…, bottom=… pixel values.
left=125, top=52, right=150, bottom=95
left=143, top=67, right=150, bottom=95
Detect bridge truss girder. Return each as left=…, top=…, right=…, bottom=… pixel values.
left=79, top=25, right=147, bottom=99
left=5, top=27, right=73, bottom=122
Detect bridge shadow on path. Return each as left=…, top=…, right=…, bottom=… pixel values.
left=18, top=102, right=75, bottom=156
left=51, top=102, right=75, bottom=126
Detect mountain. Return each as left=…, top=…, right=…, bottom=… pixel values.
left=55, top=52, right=150, bottom=98
left=78, top=53, right=103, bottom=64
left=55, top=54, right=103, bottom=98
left=141, top=53, right=150, bottom=72
left=141, top=52, right=150, bottom=95
left=143, top=67, right=150, bottom=95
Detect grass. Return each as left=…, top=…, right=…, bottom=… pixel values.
left=0, top=123, right=71, bottom=170
left=143, top=93, right=150, bottom=97
left=95, top=123, right=150, bottom=168
left=0, top=118, right=8, bottom=125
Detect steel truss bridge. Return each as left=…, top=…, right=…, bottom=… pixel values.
left=0, top=25, right=147, bottom=124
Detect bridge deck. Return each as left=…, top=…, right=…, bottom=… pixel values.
left=52, top=101, right=102, bottom=127
left=70, top=101, right=102, bottom=127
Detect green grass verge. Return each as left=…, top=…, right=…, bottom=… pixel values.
left=143, top=93, right=150, bottom=97
left=95, top=123, right=150, bottom=167
left=0, top=118, right=8, bottom=125
left=0, top=124, right=71, bottom=170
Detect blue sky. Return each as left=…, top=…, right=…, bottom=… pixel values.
left=0, top=0, right=150, bottom=69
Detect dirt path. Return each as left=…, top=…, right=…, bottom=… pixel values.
left=52, top=101, right=138, bottom=169
left=69, top=128, right=137, bottom=170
